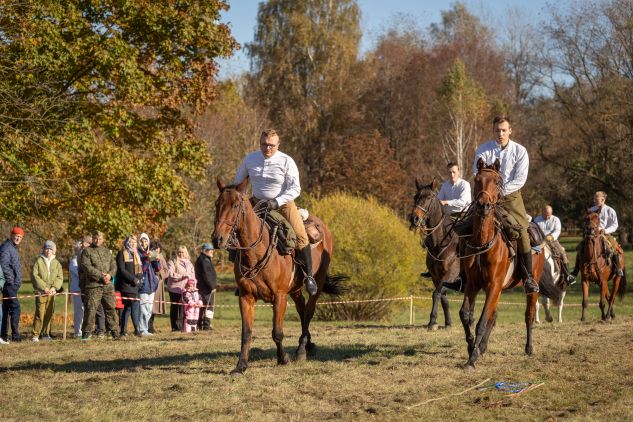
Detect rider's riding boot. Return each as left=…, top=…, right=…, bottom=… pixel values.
left=612, top=253, right=624, bottom=277
left=570, top=253, right=580, bottom=277
left=443, top=276, right=465, bottom=293
left=562, top=262, right=576, bottom=285
left=299, top=246, right=318, bottom=296
left=420, top=271, right=432, bottom=278
left=520, top=252, right=540, bottom=294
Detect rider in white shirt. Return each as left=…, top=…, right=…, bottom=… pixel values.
left=570, top=191, right=624, bottom=278
left=473, top=116, right=539, bottom=293
left=233, top=129, right=317, bottom=296
left=437, top=163, right=471, bottom=215
left=534, top=205, right=575, bottom=284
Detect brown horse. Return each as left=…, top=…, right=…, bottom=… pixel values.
left=212, top=177, right=343, bottom=375
left=459, top=159, right=545, bottom=369
left=578, top=209, right=627, bottom=321
left=408, top=178, right=461, bottom=330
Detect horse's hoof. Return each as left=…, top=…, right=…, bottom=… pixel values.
left=230, top=369, right=244, bottom=377
left=525, top=345, right=533, bottom=355
left=546, top=315, right=553, bottom=323
left=295, top=350, right=307, bottom=362
left=443, top=324, right=452, bottom=330
left=463, top=363, right=476, bottom=371
left=278, top=354, right=290, bottom=365
left=306, top=342, right=316, bottom=353
left=535, top=320, right=541, bottom=325
left=427, top=323, right=439, bottom=332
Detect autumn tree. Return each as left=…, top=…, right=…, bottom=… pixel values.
left=537, top=0, right=633, bottom=230
left=434, top=58, right=488, bottom=172
left=0, top=1, right=236, bottom=243
left=247, top=0, right=362, bottom=192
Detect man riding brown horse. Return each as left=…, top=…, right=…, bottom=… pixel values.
left=570, top=191, right=624, bottom=279
left=471, top=116, right=539, bottom=294
left=233, top=129, right=317, bottom=296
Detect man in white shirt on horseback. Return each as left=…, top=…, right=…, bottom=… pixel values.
left=438, top=162, right=472, bottom=215
left=420, top=162, right=471, bottom=278
left=233, top=129, right=317, bottom=296
left=534, top=205, right=575, bottom=284
left=473, top=116, right=539, bottom=294
left=570, top=191, right=624, bottom=278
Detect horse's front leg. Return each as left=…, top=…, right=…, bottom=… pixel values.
left=599, top=276, right=609, bottom=321
left=558, top=291, right=566, bottom=323
left=427, top=282, right=442, bottom=331
left=459, top=280, right=478, bottom=368
left=581, top=279, right=589, bottom=322
left=290, top=289, right=308, bottom=360
left=232, top=294, right=255, bottom=375
left=473, top=282, right=502, bottom=360
left=525, top=291, right=538, bottom=355
left=440, top=286, right=452, bottom=327
left=272, top=293, right=289, bottom=365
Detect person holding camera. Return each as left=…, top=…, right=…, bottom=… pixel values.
left=115, top=235, right=143, bottom=337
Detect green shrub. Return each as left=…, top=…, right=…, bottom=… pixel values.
left=306, top=193, right=426, bottom=320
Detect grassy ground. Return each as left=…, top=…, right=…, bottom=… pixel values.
left=1, top=237, right=632, bottom=421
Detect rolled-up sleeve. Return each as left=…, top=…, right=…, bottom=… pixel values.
left=551, top=217, right=562, bottom=240
left=604, top=208, right=619, bottom=234
left=233, top=157, right=249, bottom=185
left=503, top=147, right=529, bottom=195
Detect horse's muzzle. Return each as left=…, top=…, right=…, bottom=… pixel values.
left=212, top=233, right=227, bottom=249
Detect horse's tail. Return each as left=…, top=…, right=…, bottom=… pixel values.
left=618, top=268, right=627, bottom=300
left=322, top=273, right=349, bottom=296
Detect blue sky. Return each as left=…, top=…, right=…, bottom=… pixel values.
left=217, top=0, right=559, bottom=79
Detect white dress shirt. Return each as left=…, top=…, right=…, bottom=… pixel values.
left=437, top=178, right=471, bottom=214
left=234, top=150, right=301, bottom=206
left=589, top=204, right=618, bottom=234
left=473, top=139, right=529, bottom=196
left=533, top=215, right=561, bottom=240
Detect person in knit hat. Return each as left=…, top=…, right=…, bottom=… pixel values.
left=31, top=240, right=63, bottom=341
left=0, top=226, right=25, bottom=343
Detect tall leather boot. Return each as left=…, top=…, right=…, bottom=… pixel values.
left=520, top=252, right=539, bottom=294
left=570, top=252, right=580, bottom=278
left=562, top=262, right=576, bottom=285
left=299, top=246, right=318, bottom=296
left=612, top=253, right=624, bottom=277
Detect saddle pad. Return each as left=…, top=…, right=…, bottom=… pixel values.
left=502, top=259, right=515, bottom=289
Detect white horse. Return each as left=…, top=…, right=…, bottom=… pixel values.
left=535, top=243, right=567, bottom=323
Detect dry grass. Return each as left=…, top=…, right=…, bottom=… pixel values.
left=1, top=288, right=632, bottom=421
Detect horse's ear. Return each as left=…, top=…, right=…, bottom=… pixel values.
left=217, top=176, right=225, bottom=191
left=586, top=207, right=593, bottom=215
left=476, top=158, right=485, bottom=172
left=236, top=176, right=250, bottom=193
left=431, top=177, right=439, bottom=191
left=415, top=177, right=422, bottom=191
left=493, top=159, right=500, bottom=172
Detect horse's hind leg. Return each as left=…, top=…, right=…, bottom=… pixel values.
left=558, top=291, right=566, bottom=323
left=427, top=284, right=442, bottom=331
left=581, top=280, right=589, bottom=322
left=272, top=293, right=289, bottom=365
left=606, top=276, right=621, bottom=321
left=525, top=292, right=538, bottom=355
left=440, top=286, right=452, bottom=327
left=232, top=294, right=255, bottom=375
left=599, top=279, right=609, bottom=321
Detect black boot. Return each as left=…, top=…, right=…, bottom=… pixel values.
left=612, top=254, right=624, bottom=277
left=443, top=277, right=465, bottom=292
left=299, top=246, right=318, bottom=296
left=420, top=271, right=432, bottom=278
left=562, top=263, right=576, bottom=285
left=570, top=253, right=580, bottom=277
left=520, top=252, right=539, bottom=294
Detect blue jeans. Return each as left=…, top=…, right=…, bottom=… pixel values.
left=1, top=285, right=21, bottom=340
left=119, top=295, right=140, bottom=335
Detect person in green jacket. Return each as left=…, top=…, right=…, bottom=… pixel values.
left=31, top=240, right=63, bottom=341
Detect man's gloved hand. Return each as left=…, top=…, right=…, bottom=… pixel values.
left=546, top=235, right=553, bottom=241
left=266, top=199, right=279, bottom=211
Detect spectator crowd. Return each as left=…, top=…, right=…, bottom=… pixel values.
left=0, top=227, right=217, bottom=343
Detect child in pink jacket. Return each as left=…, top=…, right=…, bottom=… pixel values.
left=182, top=279, right=202, bottom=333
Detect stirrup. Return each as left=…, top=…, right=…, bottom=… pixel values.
left=524, top=276, right=539, bottom=294
left=567, top=274, right=576, bottom=285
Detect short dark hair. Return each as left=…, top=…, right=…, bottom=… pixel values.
left=150, top=240, right=162, bottom=251
left=447, top=162, right=459, bottom=169
left=493, top=115, right=511, bottom=126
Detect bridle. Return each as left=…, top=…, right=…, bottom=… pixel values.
left=216, top=190, right=266, bottom=250
left=411, top=192, right=444, bottom=235
left=466, top=168, right=501, bottom=254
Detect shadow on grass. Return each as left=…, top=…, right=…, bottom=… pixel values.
left=0, top=343, right=381, bottom=374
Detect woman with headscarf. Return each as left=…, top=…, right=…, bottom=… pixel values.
left=115, top=235, right=143, bottom=336
left=31, top=240, right=63, bottom=341
left=137, top=233, right=160, bottom=336
left=167, top=245, right=196, bottom=332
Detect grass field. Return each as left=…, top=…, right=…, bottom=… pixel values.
left=1, top=237, right=632, bottom=421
